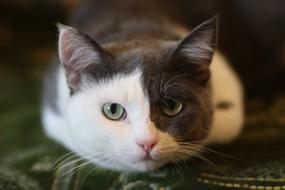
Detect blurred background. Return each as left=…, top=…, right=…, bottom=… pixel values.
left=0, top=0, right=285, bottom=96
left=1, top=0, right=285, bottom=163
left=0, top=0, right=285, bottom=189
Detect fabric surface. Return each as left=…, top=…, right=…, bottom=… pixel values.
left=0, top=81, right=285, bottom=190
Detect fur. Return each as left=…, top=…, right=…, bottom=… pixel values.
left=42, top=0, right=244, bottom=172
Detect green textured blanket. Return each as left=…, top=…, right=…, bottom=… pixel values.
left=0, top=81, right=285, bottom=190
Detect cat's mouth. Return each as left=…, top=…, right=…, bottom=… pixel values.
left=127, top=154, right=170, bottom=172
left=143, top=154, right=153, bottom=161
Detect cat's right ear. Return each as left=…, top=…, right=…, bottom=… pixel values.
left=169, top=16, right=218, bottom=85
left=57, top=24, right=112, bottom=93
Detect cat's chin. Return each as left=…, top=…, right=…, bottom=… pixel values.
left=124, top=159, right=167, bottom=172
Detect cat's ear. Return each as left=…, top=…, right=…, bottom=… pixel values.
left=57, top=24, right=112, bottom=93
left=170, top=16, right=218, bottom=84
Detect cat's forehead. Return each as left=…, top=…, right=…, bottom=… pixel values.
left=84, top=69, right=145, bottom=103
left=97, top=39, right=204, bottom=100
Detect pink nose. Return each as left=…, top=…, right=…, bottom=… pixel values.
left=136, top=139, right=158, bottom=154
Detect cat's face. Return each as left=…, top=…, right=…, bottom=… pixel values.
left=58, top=17, right=217, bottom=171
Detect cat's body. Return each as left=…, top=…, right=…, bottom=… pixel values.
left=42, top=0, right=244, bottom=171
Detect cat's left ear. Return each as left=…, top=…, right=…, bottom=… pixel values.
left=57, top=24, right=113, bottom=93
left=170, top=16, right=218, bottom=84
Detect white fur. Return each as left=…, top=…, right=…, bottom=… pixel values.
left=42, top=66, right=77, bottom=151
left=42, top=53, right=244, bottom=171
left=43, top=26, right=244, bottom=171
left=43, top=68, right=180, bottom=171
left=206, top=53, right=244, bottom=143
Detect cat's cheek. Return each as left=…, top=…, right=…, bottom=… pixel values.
left=64, top=95, right=139, bottom=171
left=64, top=94, right=103, bottom=151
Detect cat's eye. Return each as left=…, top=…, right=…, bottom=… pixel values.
left=102, top=103, right=126, bottom=120
left=162, top=99, right=183, bottom=116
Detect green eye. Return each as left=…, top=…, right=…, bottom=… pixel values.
left=163, top=99, right=183, bottom=116
left=102, top=103, right=126, bottom=120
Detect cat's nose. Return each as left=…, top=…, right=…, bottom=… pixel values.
left=136, top=139, right=158, bottom=154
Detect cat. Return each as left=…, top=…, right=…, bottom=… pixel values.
left=42, top=0, right=244, bottom=172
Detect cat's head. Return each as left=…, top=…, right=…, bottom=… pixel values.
left=58, top=17, right=217, bottom=171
